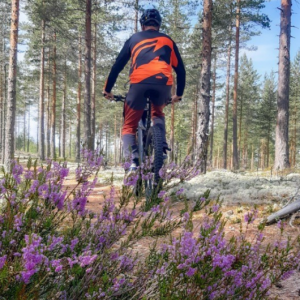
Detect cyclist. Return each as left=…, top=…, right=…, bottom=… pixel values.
left=103, top=8, right=186, bottom=172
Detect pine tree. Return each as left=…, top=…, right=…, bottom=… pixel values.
left=258, top=71, right=277, bottom=168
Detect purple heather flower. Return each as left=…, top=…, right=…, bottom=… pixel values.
left=151, top=205, right=160, bottom=214
left=158, top=190, right=167, bottom=198
left=0, top=255, right=7, bottom=269
left=176, top=188, right=184, bottom=196
left=186, top=267, right=196, bottom=277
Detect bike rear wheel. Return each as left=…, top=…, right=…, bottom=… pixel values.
left=144, top=125, right=164, bottom=201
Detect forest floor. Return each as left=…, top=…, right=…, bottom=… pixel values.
left=72, top=165, right=300, bottom=300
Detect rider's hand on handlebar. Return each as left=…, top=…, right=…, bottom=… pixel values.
left=103, top=91, right=114, bottom=101
left=171, top=95, right=182, bottom=103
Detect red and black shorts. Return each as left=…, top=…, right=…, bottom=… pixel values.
left=122, top=84, right=172, bottom=136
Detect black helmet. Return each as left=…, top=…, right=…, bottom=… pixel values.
left=140, top=9, right=162, bottom=27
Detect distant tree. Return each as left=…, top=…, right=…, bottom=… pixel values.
left=274, top=0, right=292, bottom=170
left=258, top=71, right=277, bottom=168
left=232, top=0, right=270, bottom=170
left=237, top=54, right=261, bottom=168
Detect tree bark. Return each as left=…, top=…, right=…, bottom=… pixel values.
left=46, top=51, right=51, bottom=158
left=61, top=59, right=67, bottom=158
left=274, top=0, right=291, bottom=170
left=91, top=22, right=97, bottom=150
left=209, top=55, right=217, bottom=166
left=232, top=0, right=240, bottom=170
left=223, top=39, right=232, bottom=169
left=76, top=35, right=82, bottom=161
left=4, top=0, right=19, bottom=170
left=134, top=0, right=139, bottom=33
left=38, top=19, right=45, bottom=160
left=84, top=0, right=92, bottom=149
left=50, top=31, right=57, bottom=159
left=196, top=0, right=212, bottom=173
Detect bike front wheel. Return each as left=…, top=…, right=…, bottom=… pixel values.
left=144, top=125, right=164, bottom=201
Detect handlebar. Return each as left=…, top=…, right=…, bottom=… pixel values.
left=113, top=95, right=126, bottom=102
left=103, top=93, right=173, bottom=105
left=103, top=93, right=126, bottom=102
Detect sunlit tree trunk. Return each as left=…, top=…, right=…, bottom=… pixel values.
left=91, top=22, right=97, bottom=150
left=274, top=0, right=291, bottom=170
left=76, top=35, right=82, bottom=161
left=46, top=51, right=51, bottom=158
left=38, top=19, right=45, bottom=160
left=84, top=0, right=92, bottom=149
left=209, top=55, right=217, bottom=166
left=232, top=0, right=240, bottom=170
left=4, top=0, right=19, bottom=170
left=196, top=0, right=212, bottom=173
left=50, top=31, right=57, bottom=159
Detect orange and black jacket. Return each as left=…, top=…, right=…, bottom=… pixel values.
left=104, top=29, right=186, bottom=97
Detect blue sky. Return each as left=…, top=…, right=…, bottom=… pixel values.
left=240, top=0, right=300, bottom=78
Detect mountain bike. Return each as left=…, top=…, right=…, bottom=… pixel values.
left=113, top=95, right=167, bottom=201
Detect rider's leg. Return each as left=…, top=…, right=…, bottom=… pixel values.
left=150, top=86, right=172, bottom=152
left=122, top=84, right=147, bottom=167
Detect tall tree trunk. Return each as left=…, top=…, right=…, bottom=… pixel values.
left=84, top=0, right=92, bottom=149
left=196, top=0, right=212, bottom=173
left=209, top=55, right=217, bottom=166
left=50, top=31, right=56, bottom=159
left=46, top=51, right=51, bottom=158
left=134, top=0, right=139, bottom=33
left=38, top=19, right=45, bottom=160
left=91, top=22, right=97, bottom=150
left=61, top=59, right=67, bottom=158
left=4, top=0, right=19, bottom=170
left=232, top=0, right=240, bottom=170
left=76, top=35, right=82, bottom=161
left=223, top=39, right=232, bottom=169
left=274, top=0, right=291, bottom=170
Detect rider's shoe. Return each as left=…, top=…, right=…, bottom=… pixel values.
left=163, top=146, right=171, bottom=154
left=125, top=163, right=138, bottom=176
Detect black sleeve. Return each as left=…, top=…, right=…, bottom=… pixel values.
left=172, top=42, right=186, bottom=97
left=104, top=39, right=131, bottom=93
